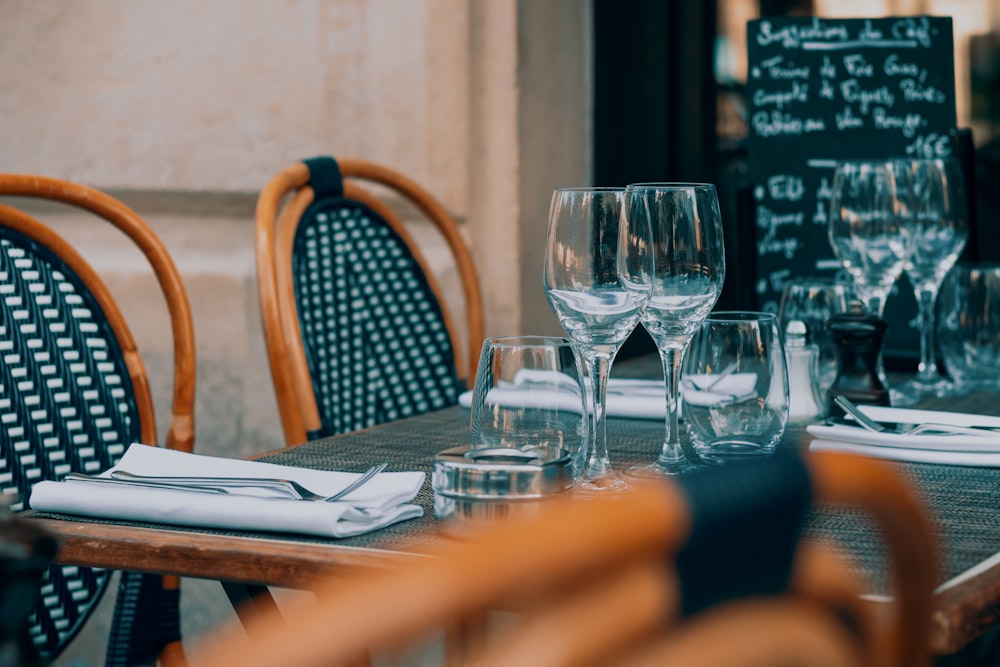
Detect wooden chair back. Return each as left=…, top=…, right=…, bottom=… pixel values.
left=256, top=157, right=484, bottom=446
left=189, top=451, right=938, bottom=667
left=0, top=174, right=194, bottom=666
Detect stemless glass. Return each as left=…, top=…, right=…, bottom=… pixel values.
left=625, top=183, right=725, bottom=475
left=894, top=157, right=969, bottom=399
left=937, top=263, right=1000, bottom=393
left=543, top=187, right=652, bottom=491
left=828, top=160, right=910, bottom=318
left=777, top=278, right=855, bottom=399
left=682, top=312, right=788, bottom=463
left=469, top=336, right=588, bottom=476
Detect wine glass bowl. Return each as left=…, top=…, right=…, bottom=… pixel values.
left=828, top=160, right=910, bottom=318
left=624, top=183, right=725, bottom=476
left=543, top=187, right=652, bottom=491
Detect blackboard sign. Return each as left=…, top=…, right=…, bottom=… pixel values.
left=745, top=15, right=957, bottom=362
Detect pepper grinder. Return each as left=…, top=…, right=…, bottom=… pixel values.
left=783, top=320, right=825, bottom=423
left=826, top=309, right=891, bottom=416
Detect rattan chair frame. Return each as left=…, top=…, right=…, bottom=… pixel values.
left=256, top=158, right=484, bottom=446
left=0, top=173, right=195, bottom=666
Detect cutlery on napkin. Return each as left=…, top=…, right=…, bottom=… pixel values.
left=681, top=372, right=758, bottom=407
left=806, top=405, right=1000, bottom=467
left=29, top=444, right=425, bottom=538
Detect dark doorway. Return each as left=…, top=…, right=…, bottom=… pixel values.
left=592, top=0, right=720, bottom=359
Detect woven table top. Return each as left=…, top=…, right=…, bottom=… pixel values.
left=31, top=387, right=1000, bottom=595
left=246, top=399, right=999, bottom=593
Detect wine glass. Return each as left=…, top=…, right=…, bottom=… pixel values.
left=543, top=187, right=652, bottom=491
left=625, top=183, right=725, bottom=475
left=894, top=157, right=968, bottom=400
left=828, top=160, right=911, bottom=319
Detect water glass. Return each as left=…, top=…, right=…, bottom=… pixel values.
left=937, top=264, right=1000, bottom=393
left=777, top=278, right=855, bottom=398
left=469, top=336, right=589, bottom=475
left=681, top=312, right=788, bottom=463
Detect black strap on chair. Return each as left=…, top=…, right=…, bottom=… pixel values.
left=673, top=453, right=812, bottom=617
left=303, top=156, right=344, bottom=198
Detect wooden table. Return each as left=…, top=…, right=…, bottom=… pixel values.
left=24, top=392, right=1000, bottom=658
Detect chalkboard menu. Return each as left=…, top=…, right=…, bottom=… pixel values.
left=745, top=15, right=957, bottom=361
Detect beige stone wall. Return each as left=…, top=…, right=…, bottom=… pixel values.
left=2, top=0, right=591, bottom=663
left=1, top=0, right=473, bottom=206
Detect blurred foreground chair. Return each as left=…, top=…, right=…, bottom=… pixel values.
left=0, top=175, right=195, bottom=666
left=190, top=451, right=938, bottom=667
left=256, top=156, right=484, bottom=446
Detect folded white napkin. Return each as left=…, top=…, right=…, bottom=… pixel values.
left=29, top=444, right=425, bottom=538
left=806, top=405, right=1000, bottom=467
left=458, top=374, right=667, bottom=420
left=808, top=439, right=1000, bottom=467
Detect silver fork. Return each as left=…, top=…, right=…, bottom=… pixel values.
left=833, top=396, right=1000, bottom=438
left=69, top=462, right=388, bottom=502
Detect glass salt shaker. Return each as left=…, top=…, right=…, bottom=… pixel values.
left=783, top=320, right=825, bottom=423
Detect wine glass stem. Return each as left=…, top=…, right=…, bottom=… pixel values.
left=657, top=345, right=687, bottom=466
left=914, top=286, right=940, bottom=381
left=581, top=346, right=615, bottom=479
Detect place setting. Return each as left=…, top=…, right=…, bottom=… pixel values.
left=29, top=444, right=425, bottom=538
left=447, top=161, right=1000, bottom=512
left=778, top=154, right=1000, bottom=467
left=443, top=180, right=798, bottom=520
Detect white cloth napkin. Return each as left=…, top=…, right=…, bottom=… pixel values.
left=808, top=439, right=1000, bottom=467
left=458, top=375, right=667, bottom=420
left=457, top=371, right=762, bottom=420
left=29, top=444, right=425, bottom=538
left=806, top=406, right=1000, bottom=467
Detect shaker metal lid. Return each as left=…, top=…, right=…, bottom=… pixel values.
left=432, top=445, right=573, bottom=500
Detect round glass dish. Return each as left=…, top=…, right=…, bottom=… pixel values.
left=432, top=445, right=574, bottom=535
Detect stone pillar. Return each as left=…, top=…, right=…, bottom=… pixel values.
left=468, top=0, right=592, bottom=339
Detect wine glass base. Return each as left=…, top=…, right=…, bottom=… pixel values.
left=574, top=472, right=630, bottom=494
left=626, top=458, right=696, bottom=478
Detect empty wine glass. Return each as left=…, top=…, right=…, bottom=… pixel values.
left=894, top=157, right=968, bottom=400
left=543, top=187, right=652, bottom=491
left=828, top=160, right=911, bottom=319
left=625, top=183, right=725, bottom=475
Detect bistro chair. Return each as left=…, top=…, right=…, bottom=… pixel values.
left=256, top=156, right=484, bottom=446
left=189, top=451, right=938, bottom=667
left=0, top=174, right=195, bottom=666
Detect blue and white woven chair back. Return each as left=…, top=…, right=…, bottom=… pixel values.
left=292, top=196, right=463, bottom=439
left=0, top=227, right=139, bottom=660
